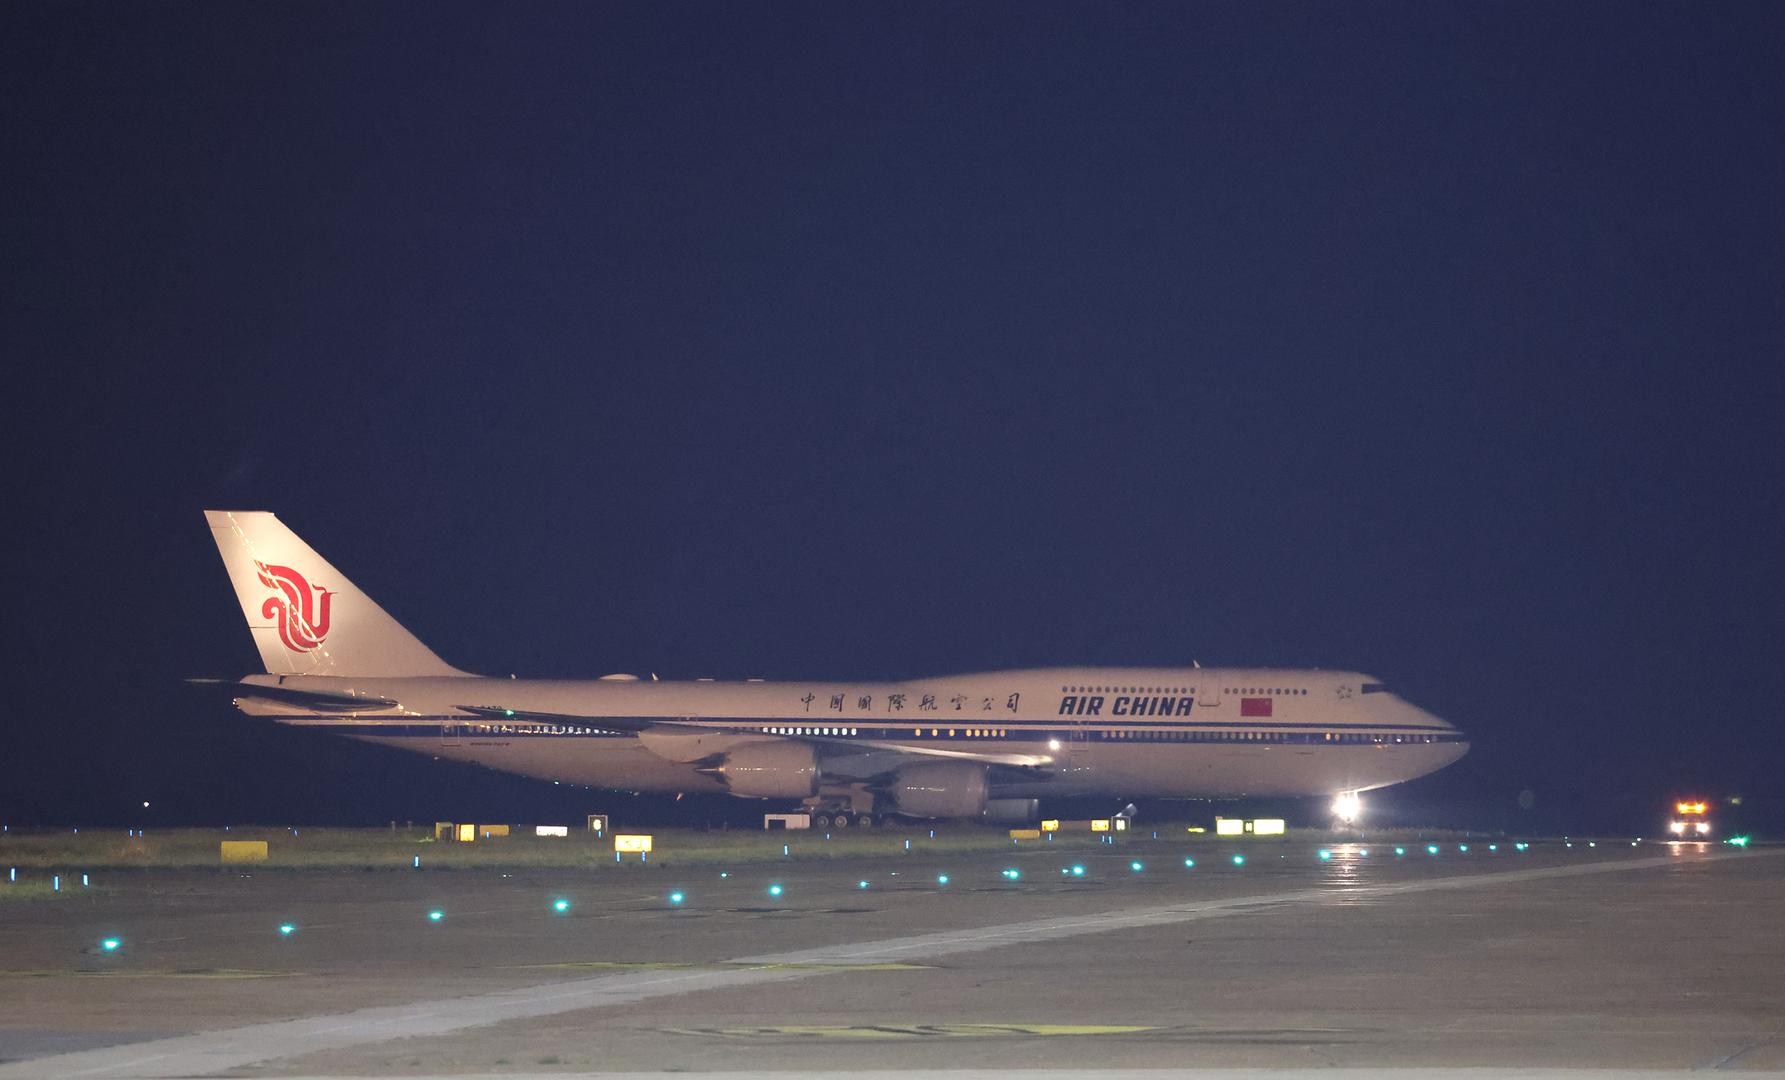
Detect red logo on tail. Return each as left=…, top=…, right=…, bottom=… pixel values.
left=256, top=562, right=333, bottom=652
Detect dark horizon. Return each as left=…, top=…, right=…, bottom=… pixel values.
left=5, top=3, right=1783, bottom=837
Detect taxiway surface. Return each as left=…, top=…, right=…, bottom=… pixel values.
left=0, top=837, right=1780, bottom=1078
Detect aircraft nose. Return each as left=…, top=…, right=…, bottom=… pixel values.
left=1426, top=708, right=1469, bottom=759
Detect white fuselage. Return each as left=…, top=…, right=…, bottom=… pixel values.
left=235, top=666, right=1467, bottom=802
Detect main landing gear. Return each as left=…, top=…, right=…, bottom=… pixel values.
left=809, top=810, right=880, bottom=829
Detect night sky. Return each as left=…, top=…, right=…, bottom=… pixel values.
left=6, top=4, right=1783, bottom=834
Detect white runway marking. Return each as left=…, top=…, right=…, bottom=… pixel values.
left=3, top=849, right=1775, bottom=1080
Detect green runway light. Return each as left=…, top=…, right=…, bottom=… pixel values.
left=1459, top=844, right=1469, bottom=853
left=1231, top=854, right=1245, bottom=866
left=767, top=884, right=783, bottom=897
left=552, top=898, right=571, bottom=913
left=859, top=880, right=871, bottom=889
left=278, top=924, right=296, bottom=936
left=428, top=910, right=444, bottom=922
left=937, top=874, right=950, bottom=886
left=1318, top=849, right=1332, bottom=861
left=1489, top=845, right=1498, bottom=852
left=100, top=938, right=121, bottom=952
left=1426, top=845, right=1439, bottom=855
left=1071, top=864, right=1086, bottom=877
left=1729, top=836, right=1751, bottom=848
left=1359, top=849, right=1369, bottom=857
left=1001, top=868, right=1021, bottom=880
left=1129, top=861, right=1144, bottom=872
left=1516, top=842, right=1529, bottom=851
left=720, top=871, right=729, bottom=878
left=668, top=891, right=685, bottom=905
left=1183, top=857, right=1196, bottom=868
left=1394, top=847, right=1406, bottom=856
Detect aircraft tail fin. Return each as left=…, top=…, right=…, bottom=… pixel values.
left=205, top=510, right=470, bottom=678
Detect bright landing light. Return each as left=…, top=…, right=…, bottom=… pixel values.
left=1331, top=792, right=1362, bottom=823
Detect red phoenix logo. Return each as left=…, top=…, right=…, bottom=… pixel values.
left=256, top=561, right=333, bottom=652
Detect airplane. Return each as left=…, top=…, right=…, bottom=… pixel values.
left=201, top=510, right=1469, bottom=825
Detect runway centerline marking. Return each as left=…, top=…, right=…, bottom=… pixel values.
left=3, top=848, right=1775, bottom=1080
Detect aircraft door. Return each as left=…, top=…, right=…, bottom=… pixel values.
left=1196, top=676, right=1222, bottom=708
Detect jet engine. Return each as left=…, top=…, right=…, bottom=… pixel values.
left=981, top=798, right=1040, bottom=823
left=885, top=761, right=989, bottom=818
left=703, top=741, right=819, bottom=799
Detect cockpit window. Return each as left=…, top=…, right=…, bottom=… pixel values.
left=1361, top=682, right=1388, bottom=694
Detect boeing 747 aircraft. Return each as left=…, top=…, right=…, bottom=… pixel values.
left=202, top=510, right=1468, bottom=824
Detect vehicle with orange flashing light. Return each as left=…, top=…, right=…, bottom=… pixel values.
left=1667, top=799, right=1713, bottom=839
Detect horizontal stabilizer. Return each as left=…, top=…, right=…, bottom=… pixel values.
left=188, top=678, right=400, bottom=712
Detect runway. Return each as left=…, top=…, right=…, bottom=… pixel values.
left=0, top=838, right=1780, bottom=1078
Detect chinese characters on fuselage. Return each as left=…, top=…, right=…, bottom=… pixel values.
left=799, top=690, right=1022, bottom=714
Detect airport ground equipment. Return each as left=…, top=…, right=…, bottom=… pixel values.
left=1668, top=799, right=1713, bottom=838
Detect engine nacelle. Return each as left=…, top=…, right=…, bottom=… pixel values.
left=980, top=798, right=1040, bottom=824
left=886, top=762, right=989, bottom=819
left=708, top=741, right=819, bottom=799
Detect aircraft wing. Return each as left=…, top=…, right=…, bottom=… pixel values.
left=453, top=705, right=1054, bottom=770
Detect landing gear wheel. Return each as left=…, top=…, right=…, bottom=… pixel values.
left=856, top=814, right=874, bottom=829
left=813, top=813, right=832, bottom=829
left=833, top=813, right=850, bottom=829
